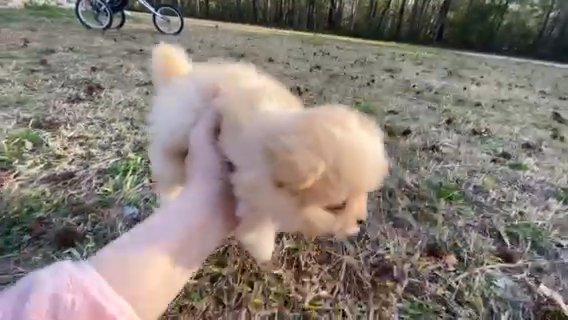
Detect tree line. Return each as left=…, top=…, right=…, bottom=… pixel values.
left=132, top=0, right=568, bottom=62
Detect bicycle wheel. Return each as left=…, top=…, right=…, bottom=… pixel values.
left=75, top=0, right=113, bottom=30
left=111, top=10, right=126, bottom=29
left=152, top=4, right=184, bottom=35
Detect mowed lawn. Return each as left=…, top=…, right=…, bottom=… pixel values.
left=1, top=6, right=567, bottom=319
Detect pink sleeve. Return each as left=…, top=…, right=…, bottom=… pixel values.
left=0, top=260, right=140, bottom=320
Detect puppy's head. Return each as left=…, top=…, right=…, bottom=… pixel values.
left=264, top=104, right=389, bottom=239
left=151, top=42, right=193, bottom=89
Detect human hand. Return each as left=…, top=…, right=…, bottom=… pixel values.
left=178, top=108, right=238, bottom=234
left=87, top=110, right=239, bottom=320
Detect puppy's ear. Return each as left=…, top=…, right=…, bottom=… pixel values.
left=266, top=139, right=325, bottom=191
left=151, top=42, right=192, bottom=88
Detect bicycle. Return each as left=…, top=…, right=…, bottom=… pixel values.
left=74, top=0, right=184, bottom=35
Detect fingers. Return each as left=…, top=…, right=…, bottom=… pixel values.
left=186, top=109, right=238, bottom=232
left=189, top=108, right=220, bottom=154
left=187, top=109, right=225, bottom=182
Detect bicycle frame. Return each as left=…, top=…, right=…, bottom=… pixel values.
left=136, top=0, right=168, bottom=20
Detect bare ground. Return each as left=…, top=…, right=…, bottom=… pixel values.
left=1, top=6, right=568, bottom=319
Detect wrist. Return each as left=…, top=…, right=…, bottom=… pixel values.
left=166, top=189, right=228, bottom=267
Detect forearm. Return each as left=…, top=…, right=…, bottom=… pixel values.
left=88, top=184, right=226, bottom=320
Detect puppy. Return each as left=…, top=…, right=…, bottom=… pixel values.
left=147, top=42, right=303, bottom=201
left=147, top=42, right=390, bottom=263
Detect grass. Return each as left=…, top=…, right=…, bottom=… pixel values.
left=1, top=5, right=568, bottom=319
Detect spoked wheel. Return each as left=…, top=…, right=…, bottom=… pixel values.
left=111, top=10, right=126, bottom=29
left=108, top=0, right=127, bottom=29
left=75, top=0, right=113, bottom=30
left=152, top=4, right=184, bottom=35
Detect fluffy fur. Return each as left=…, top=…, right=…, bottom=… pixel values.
left=147, top=42, right=390, bottom=262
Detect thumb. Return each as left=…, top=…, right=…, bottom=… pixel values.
left=187, top=109, right=224, bottom=178
left=190, top=109, right=220, bottom=151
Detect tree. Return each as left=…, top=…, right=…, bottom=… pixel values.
left=434, top=0, right=452, bottom=42
left=350, top=0, right=359, bottom=31
left=533, top=0, right=556, bottom=47
left=377, top=0, right=393, bottom=37
left=252, top=0, right=259, bottom=22
left=407, top=0, right=422, bottom=39
left=395, top=0, right=408, bottom=39
left=157, top=0, right=567, bottom=62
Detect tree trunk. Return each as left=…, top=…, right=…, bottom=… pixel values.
left=235, top=0, right=242, bottom=21
left=494, top=0, right=510, bottom=30
left=327, top=0, right=336, bottom=29
left=293, top=0, right=300, bottom=28
left=407, top=0, right=420, bottom=39
left=533, top=0, right=556, bottom=47
left=350, top=0, right=359, bottom=31
left=203, top=0, right=209, bottom=17
left=377, top=0, right=392, bottom=35
left=283, top=0, right=290, bottom=23
left=285, top=0, right=295, bottom=26
left=368, top=0, right=378, bottom=19
left=274, top=0, right=283, bottom=23
left=434, top=0, right=452, bottom=42
left=306, top=0, right=316, bottom=29
left=488, top=0, right=510, bottom=47
left=466, top=0, right=474, bottom=12
left=263, top=0, right=270, bottom=23
left=553, top=3, right=568, bottom=44
left=194, top=0, right=200, bottom=17
left=252, top=0, right=259, bottom=23
left=395, top=0, right=407, bottom=39
left=336, top=0, right=344, bottom=27
left=416, top=0, right=430, bottom=39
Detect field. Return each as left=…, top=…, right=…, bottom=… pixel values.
left=1, top=6, right=568, bottom=319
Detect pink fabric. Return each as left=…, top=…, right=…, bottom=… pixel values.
left=0, top=260, right=140, bottom=320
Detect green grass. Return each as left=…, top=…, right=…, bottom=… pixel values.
left=354, top=101, right=378, bottom=116
left=433, top=181, right=465, bottom=203
left=1, top=6, right=567, bottom=319
left=0, top=187, right=64, bottom=254
left=505, top=221, right=552, bottom=254
left=0, top=5, right=73, bottom=23
left=100, top=153, right=153, bottom=205
left=556, top=187, right=568, bottom=205
left=507, top=162, right=530, bottom=171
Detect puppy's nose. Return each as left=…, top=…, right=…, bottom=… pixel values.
left=356, top=219, right=365, bottom=226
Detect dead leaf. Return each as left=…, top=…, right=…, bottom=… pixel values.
left=84, top=83, right=104, bottom=97
left=552, top=111, right=567, bottom=125
left=29, top=217, right=49, bottom=238
left=443, top=254, right=458, bottom=270
left=53, top=226, right=84, bottom=249
left=401, top=128, right=413, bottom=137
left=494, top=246, right=522, bottom=263
left=538, top=284, right=568, bottom=317
left=424, top=241, right=446, bottom=259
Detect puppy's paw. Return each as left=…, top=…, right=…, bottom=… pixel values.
left=234, top=214, right=276, bottom=264
left=243, top=240, right=274, bottom=263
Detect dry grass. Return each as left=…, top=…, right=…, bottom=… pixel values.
left=1, top=6, right=568, bottom=319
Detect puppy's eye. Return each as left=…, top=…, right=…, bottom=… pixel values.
left=326, top=200, right=347, bottom=212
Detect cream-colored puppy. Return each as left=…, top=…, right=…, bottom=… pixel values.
left=147, top=42, right=390, bottom=263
